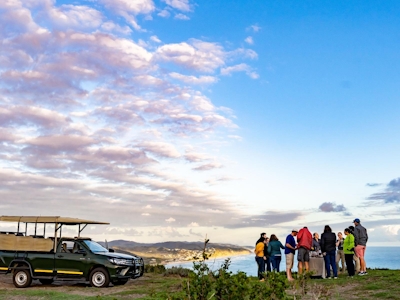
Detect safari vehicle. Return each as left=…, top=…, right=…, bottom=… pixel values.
left=0, top=216, right=144, bottom=288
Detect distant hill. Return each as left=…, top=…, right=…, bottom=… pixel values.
left=99, top=240, right=252, bottom=264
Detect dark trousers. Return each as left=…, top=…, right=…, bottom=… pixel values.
left=324, top=250, right=338, bottom=278
left=264, top=257, right=271, bottom=272
left=255, top=256, right=265, bottom=280
left=345, top=254, right=355, bottom=276
left=270, top=255, right=282, bottom=272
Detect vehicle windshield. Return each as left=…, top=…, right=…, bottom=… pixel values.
left=83, top=240, right=108, bottom=253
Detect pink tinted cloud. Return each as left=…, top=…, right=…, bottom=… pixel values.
left=0, top=0, right=260, bottom=232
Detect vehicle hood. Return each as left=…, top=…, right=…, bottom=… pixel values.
left=97, top=252, right=140, bottom=259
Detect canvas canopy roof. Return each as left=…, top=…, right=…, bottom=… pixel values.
left=0, top=216, right=109, bottom=225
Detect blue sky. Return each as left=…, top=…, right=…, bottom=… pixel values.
left=1, top=0, right=400, bottom=245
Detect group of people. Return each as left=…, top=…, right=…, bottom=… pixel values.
left=254, top=218, right=368, bottom=281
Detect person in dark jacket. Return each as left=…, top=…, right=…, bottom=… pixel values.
left=320, top=225, right=338, bottom=279
left=263, top=237, right=271, bottom=272
left=353, top=218, right=368, bottom=275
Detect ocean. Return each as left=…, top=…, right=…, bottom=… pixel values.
left=166, top=247, right=400, bottom=276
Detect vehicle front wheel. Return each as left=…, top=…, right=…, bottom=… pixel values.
left=39, top=279, right=54, bottom=285
left=13, top=269, right=32, bottom=288
left=89, top=268, right=110, bottom=288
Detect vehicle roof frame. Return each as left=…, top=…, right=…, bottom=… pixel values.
left=0, top=216, right=110, bottom=252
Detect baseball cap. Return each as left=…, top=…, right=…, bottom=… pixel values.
left=292, top=229, right=298, bottom=232
left=353, top=218, right=360, bottom=223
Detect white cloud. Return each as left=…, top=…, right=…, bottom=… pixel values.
left=101, top=0, right=154, bottom=15
left=169, top=72, right=218, bottom=85
left=150, top=35, right=161, bottom=43
left=248, top=24, right=261, bottom=32
left=163, top=0, right=191, bottom=12
left=156, top=39, right=225, bottom=73
left=100, top=0, right=155, bottom=30
left=166, top=217, right=176, bottom=222
left=138, top=141, right=181, bottom=158
left=174, top=13, right=189, bottom=20
left=244, top=36, right=253, bottom=45
left=158, top=9, right=170, bottom=18
left=221, top=63, right=259, bottom=79
left=48, top=5, right=103, bottom=29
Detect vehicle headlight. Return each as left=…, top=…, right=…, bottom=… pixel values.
left=108, top=258, right=131, bottom=265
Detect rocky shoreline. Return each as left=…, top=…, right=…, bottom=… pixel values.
left=111, top=244, right=253, bottom=266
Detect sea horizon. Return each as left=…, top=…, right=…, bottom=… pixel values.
left=166, top=246, right=400, bottom=276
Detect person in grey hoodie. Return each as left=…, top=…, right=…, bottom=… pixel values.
left=353, top=218, right=368, bottom=275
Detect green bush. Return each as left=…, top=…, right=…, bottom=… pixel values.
left=170, top=238, right=296, bottom=299
left=145, top=264, right=166, bottom=274
left=213, top=259, right=250, bottom=300
left=184, top=260, right=214, bottom=300
left=165, top=266, right=192, bottom=277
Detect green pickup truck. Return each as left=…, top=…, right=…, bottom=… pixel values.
left=0, top=216, right=144, bottom=288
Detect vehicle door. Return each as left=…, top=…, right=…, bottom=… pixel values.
left=55, top=241, right=89, bottom=278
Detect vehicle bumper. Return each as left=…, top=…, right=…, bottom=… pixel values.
left=108, top=262, right=144, bottom=280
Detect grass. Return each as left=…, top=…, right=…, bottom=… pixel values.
left=1, top=269, right=400, bottom=299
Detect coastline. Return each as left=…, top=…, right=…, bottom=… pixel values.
left=163, top=250, right=252, bottom=267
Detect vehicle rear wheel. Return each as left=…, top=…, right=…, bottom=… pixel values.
left=13, top=269, right=32, bottom=288
left=39, top=279, right=54, bottom=285
left=113, top=279, right=129, bottom=286
left=89, top=267, right=110, bottom=288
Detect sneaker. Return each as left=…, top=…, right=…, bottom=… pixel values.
left=259, top=278, right=265, bottom=282
left=358, top=272, right=365, bottom=276
left=364, top=271, right=368, bottom=275
left=334, top=277, right=338, bottom=279
left=328, top=277, right=332, bottom=279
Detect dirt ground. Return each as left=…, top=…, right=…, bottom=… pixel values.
left=0, top=274, right=148, bottom=298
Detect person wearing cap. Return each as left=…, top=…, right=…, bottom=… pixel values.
left=297, top=226, right=312, bottom=274
left=353, top=218, right=368, bottom=275
left=285, top=229, right=298, bottom=281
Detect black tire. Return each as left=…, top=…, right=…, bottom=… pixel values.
left=113, top=279, right=128, bottom=286
left=13, top=269, right=32, bottom=288
left=89, top=267, right=110, bottom=288
left=39, top=279, right=54, bottom=285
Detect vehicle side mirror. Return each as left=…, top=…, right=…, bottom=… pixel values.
left=108, top=248, right=115, bottom=253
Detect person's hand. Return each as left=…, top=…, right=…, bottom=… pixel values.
left=322, top=252, right=326, bottom=256
left=263, top=256, right=266, bottom=260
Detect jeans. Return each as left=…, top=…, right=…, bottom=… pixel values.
left=255, top=256, right=265, bottom=280
left=270, top=255, right=282, bottom=272
left=324, top=250, right=338, bottom=278
left=265, top=257, right=271, bottom=272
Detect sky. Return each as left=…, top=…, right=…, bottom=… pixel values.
left=1, top=0, right=400, bottom=246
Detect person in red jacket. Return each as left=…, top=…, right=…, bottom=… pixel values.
left=297, top=226, right=312, bottom=274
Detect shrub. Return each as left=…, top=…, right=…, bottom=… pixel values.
left=145, top=264, right=166, bottom=274
left=165, top=266, right=192, bottom=277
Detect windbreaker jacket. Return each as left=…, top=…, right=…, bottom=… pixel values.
left=343, top=234, right=355, bottom=254
left=353, top=224, right=368, bottom=246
